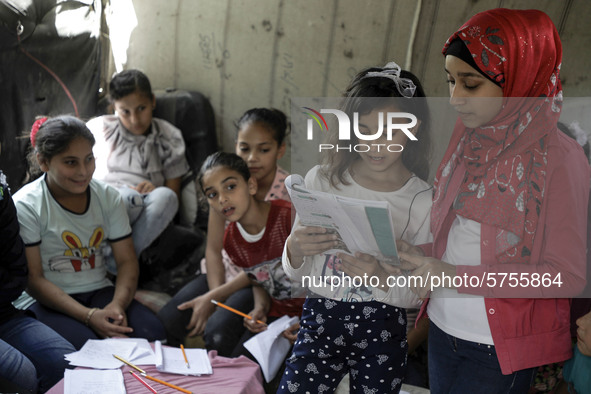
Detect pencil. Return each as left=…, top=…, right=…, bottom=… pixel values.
left=113, top=354, right=146, bottom=374
left=210, top=299, right=267, bottom=325
left=142, top=373, right=192, bottom=394
left=180, top=344, right=190, bottom=369
left=129, top=371, right=157, bottom=394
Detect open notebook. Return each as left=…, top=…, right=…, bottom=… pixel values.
left=65, top=338, right=155, bottom=369
left=154, top=340, right=213, bottom=376
left=286, top=174, right=400, bottom=265
left=244, top=315, right=299, bottom=382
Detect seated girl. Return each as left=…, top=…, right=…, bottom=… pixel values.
left=159, top=152, right=302, bottom=359
left=203, top=108, right=290, bottom=283
left=13, top=115, right=166, bottom=349
left=158, top=108, right=290, bottom=353
left=87, top=69, right=190, bottom=273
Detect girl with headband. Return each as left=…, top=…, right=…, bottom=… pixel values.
left=278, top=62, right=432, bottom=394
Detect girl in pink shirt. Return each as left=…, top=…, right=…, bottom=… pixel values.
left=399, top=9, right=589, bottom=393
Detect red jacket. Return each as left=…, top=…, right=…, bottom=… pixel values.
left=419, top=130, right=590, bottom=374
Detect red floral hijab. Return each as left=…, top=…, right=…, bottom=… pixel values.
left=433, top=9, right=563, bottom=263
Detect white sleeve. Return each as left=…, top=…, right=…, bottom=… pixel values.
left=14, top=197, right=41, bottom=246
left=406, top=182, right=433, bottom=245
left=411, top=204, right=433, bottom=245
left=87, top=117, right=109, bottom=181
left=100, top=182, right=132, bottom=241
left=281, top=215, right=314, bottom=282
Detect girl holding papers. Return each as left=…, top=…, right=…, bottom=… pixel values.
left=279, top=63, right=433, bottom=394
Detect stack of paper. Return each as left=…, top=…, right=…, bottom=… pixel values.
left=115, top=338, right=158, bottom=365
left=244, top=315, right=299, bottom=382
left=65, top=338, right=156, bottom=369
left=155, top=340, right=213, bottom=376
left=286, top=174, right=400, bottom=265
left=64, top=369, right=125, bottom=394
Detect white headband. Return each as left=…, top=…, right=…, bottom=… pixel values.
left=361, top=62, right=417, bottom=98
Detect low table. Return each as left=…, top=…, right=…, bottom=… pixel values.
left=48, top=349, right=264, bottom=394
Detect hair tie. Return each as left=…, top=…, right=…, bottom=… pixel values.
left=361, top=62, right=416, bottom=98
left=30, top=117, right=48, bottom=147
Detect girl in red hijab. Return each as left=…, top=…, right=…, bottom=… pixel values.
left=399, top=8, right=590, bottom=393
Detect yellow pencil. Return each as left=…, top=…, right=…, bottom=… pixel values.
left=113, top=354, right=146, bottom=374
left=142, top=373, right=192, bottom=394
left=180, top=344, right=190, bottom=369
left=211, top=299, right=267, bottom=325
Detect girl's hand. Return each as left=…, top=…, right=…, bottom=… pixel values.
left=177, top=294, right=216, bottom=337
left=281, top=322, right=300, bottom=345
left=399, top=252, right=456, bottom=299
left=288, top=224, right=338, bottom=260
left=103, top=301, right=128, bottom=326
left=396, top=239, right=425, bottom=257
left=88, top=306, right=133, bottom=338
left=243, top=307, right=268, bottom=334
left=134, top=181, right=156, bottom=194
left=338, top=252, right=401, bottom=288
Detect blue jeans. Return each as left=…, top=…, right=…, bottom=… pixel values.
left=105, top=186, right=178, bottom=274
left=0, top=315, right=75, bottom=393
left=428, top=321, right=536, bottom=394
left=118, top=186, right=179, bottom=254
left=157, top=274, right=253, bottom=356
left=29, top=286, right=166, bottom=350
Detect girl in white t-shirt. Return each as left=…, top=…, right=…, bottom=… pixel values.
left=87, top=69, right=190, bottom=274
left=13, top=115, right=165, bottom=349
left=278, top=62, right=432, bottom=394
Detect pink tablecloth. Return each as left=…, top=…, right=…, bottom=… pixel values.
left=48, top=350, right=264, bottom=394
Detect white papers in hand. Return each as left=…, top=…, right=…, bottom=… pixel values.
left=64, top=369, right=125, bottom=394
left=243, top=315, right=299, bottom=383
left=285, top=174, right=400, bottom=265
left=64, top=339, right=137, bottom=369
left=154, top=340, right=213, bottom=376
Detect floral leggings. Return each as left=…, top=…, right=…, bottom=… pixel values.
left=277, top=297, right=407, bottom=394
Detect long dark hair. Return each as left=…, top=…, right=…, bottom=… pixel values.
left=108, top=69, right=154, bottom=101
left=198, top=151, right=251, bottom=191
left=322, top=65, right=432, bottom=187
left=236, top=108, right=289, bottom=146
left=27, top=115, right=95, bottom=181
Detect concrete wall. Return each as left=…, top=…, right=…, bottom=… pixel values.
left=119, top=0, right=591, bottom=179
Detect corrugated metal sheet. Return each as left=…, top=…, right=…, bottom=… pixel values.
left=123, top=0, right=591, bottom=174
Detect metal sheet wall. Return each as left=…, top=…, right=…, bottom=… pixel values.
left=118, top=0, right=591, bottom=176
